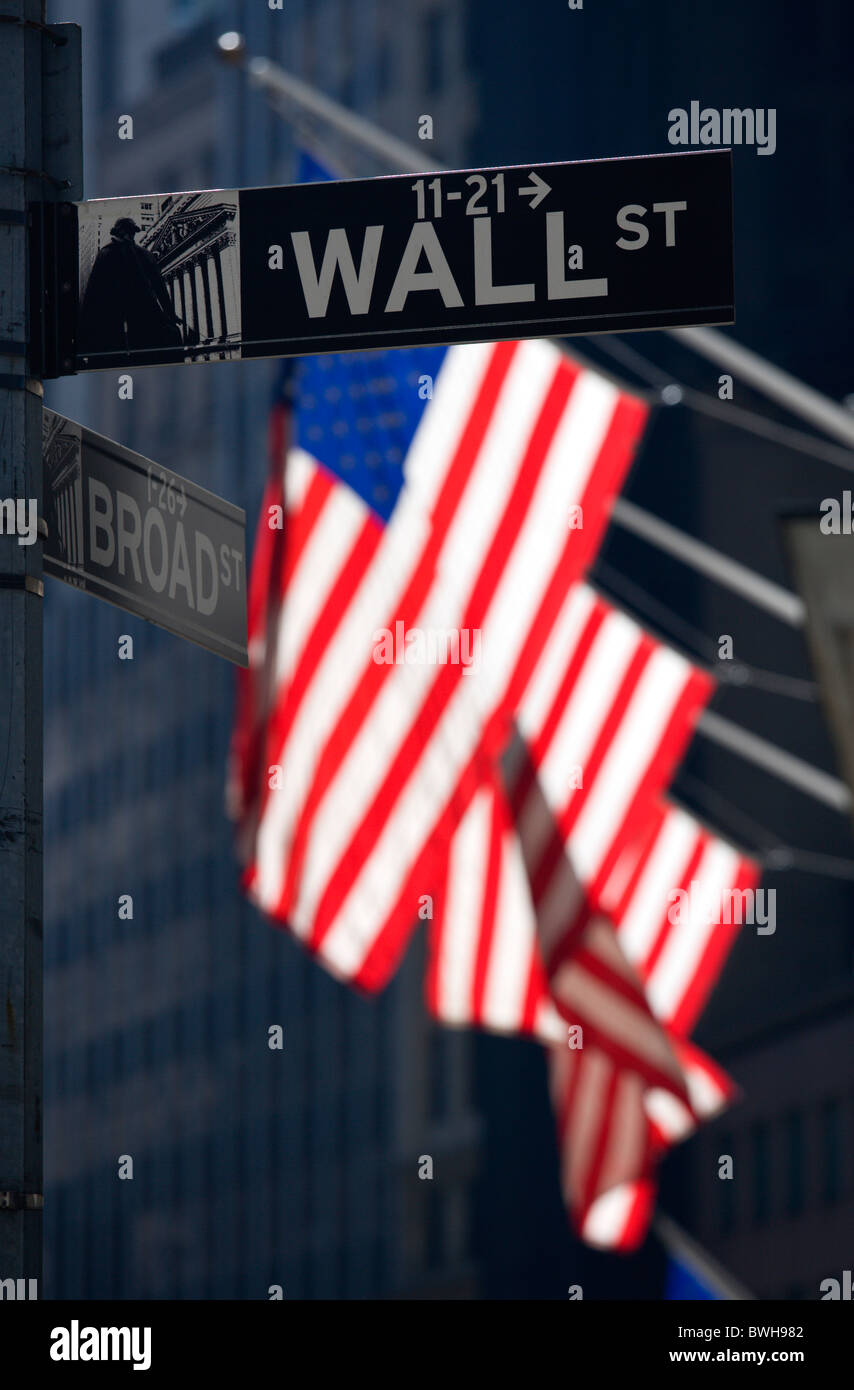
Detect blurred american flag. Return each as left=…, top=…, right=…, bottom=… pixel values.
left=229, top=164, right=758, bottom=1254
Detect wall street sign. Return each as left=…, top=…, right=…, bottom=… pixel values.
left=42, top=410, right=248, bottom=665
left=41, top=149, right=733, bottom=375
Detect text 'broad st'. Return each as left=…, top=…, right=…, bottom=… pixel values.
left=43, top=410, right=248, bottom=665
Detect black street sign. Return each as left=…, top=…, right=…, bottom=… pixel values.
left=42, top=149, right=733, bottom=375
left=42, top=410, right=248, bottom=665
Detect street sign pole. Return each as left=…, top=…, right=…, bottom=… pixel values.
left=0, top=1, right=81, bottom=1290
left=0, top=0, right=46, bottom=1288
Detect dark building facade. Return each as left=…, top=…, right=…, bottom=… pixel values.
left=465, top=0, right=854, bottom=1298
left=43, top=0, right=485, bottom=1300
left=40, top=0, right=854, bottom=1300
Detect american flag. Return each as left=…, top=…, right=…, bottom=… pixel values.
left=231, top=334, right=757, bottom=1250
left=421, top=576, right=748, bottom=1246
left=425, top=582, right=714, bottom=1036
left=547, top=798, right=758, bottom=1248
left=233, top=338, right=647, bottom=985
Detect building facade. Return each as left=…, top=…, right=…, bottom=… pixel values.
left=42, top=0, right=485, bottom=1300
left=464, top=0, right=854, bottom=1299
left=40, top=0, right=854, bottom=1301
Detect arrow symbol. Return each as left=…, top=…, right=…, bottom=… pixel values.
left=519, top=171, right=551, bottom=209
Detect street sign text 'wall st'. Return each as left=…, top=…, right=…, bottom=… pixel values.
left=43, top=410, right=248, bottom=665
left=42, top=149, right=733, bottom=375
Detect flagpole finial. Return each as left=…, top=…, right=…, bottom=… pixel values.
left=216, top=31, right=246, bottom=66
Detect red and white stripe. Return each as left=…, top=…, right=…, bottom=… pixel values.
left=232, top=336, right=756, bottom=1252
left=602, top=798, right=760, bottom=1037
left=561, top=1039, right=745, bottom=1245
left=426, top=614, right=756, bottom=1247
left=549, top=1040, right=659, bottom=1247
left=234, top=340, right=648, bottom=988
left=553, top=1037, right=738, bottom=1249
left=547, top=804, right=757, bottom=1249
left=426, top=585, right=713, bottom=1037
left=424, top=585, right=717, bottom=1241
left=425, top=770, right=561, bottom=1038
left=228, top=397, right=292, bottom=863
left=509, top=584, right=713, bottom=968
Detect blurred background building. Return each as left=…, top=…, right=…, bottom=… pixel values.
left=43, top=0, right=483, bottom=1301
left=42, top=0, right=854, bottom=1298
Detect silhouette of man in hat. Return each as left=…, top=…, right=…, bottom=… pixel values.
left=79, top=216, right=185, bottom=361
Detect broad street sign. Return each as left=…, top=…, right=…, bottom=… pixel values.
left=40, top=149, right=733, bottom=375
left=42, top=410, right=248, bottom=665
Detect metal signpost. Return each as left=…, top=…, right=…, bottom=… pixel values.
left=0, top=1, right=83, bottom=1293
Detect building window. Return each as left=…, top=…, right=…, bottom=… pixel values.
left=143, top=741, right=156, bottom=794
left=376, top=37, right=392, bottom=98
left=339, top=2, right=356, bottom=107
left=375, top=990, right=390, bottom=1144
left=821, top=1098, right=842, bottom=1206
left=173, top=720, right=185, bottom=780
left=101, top=756, right=112, bottom=816
left=425, top=1187, right=445, bottom=1271
left=96, top=0, right=120, bottom=112
left=200, top=147, right=217, bottom=193
left=428, top=1026, right=449, bottom=1123
left=204, top=707, right=218, bottom=762
left=718, top=1132, right=736, bottom=1234
left=202, top=853, right=216, bottom=914
left=171, top=0, right=204, bottom=21
left=752, top=1123, right=770, bottom=1226
left=423, top=9, right=446, bottom=95
left=785, top=1111, right=805, bottom=1217
left=339, top=63, right=356, bottom=110
left=173, top=860, right=188, bottom=917
left=157, top=171, right=180, bottom=201
left=302, top=3, right=317, bottom=84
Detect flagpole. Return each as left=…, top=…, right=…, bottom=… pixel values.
left=215, top=31, right=821, bottom=632
left=218, top=32, right=854, bottom=451
left=697, top=710, right=850, bottom=813
left=218, top=34, right=854, bottom=818
left=216, top=32, right=843, bottom=624
left=609, top=498, right=805, bottom=628
left=673, top=325, right=854, bottom=450
left=654, top=1214, right=755, bottom=1300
